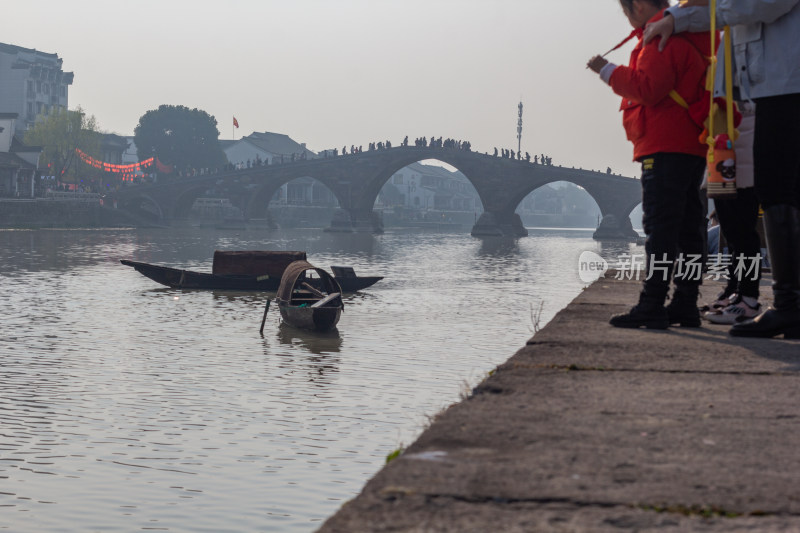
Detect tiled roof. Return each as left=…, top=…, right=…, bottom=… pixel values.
left=241, top=132, right=315, bottom=156
left=11, top=136, right=42, bottom=153
left=101, top=133, right=128, bottom=149
left=0, top=41, right=59, bottom=60
left=0, top=151, right=35, bottom=169
left=406, top=162, right=462, bottom=179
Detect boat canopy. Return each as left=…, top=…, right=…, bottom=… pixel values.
left=276, top=260, right=342, bottom=303
left=212, top=250, right=306, bottom=277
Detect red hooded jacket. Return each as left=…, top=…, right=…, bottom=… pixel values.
left=609, top=9, right=713, bottom=161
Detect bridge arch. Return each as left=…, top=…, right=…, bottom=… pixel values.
left=113, top=146, right=640, bottom=238
left=351, top=152, right=485, bottom=212
left=371, top=159, right=483, bottom=216
left=515, top=180, right=602, bottom=228
left=246, top=173, right=345, bottom=220
left=172, top=184, right=228, bottom=219
left=622, top=198, right=644, bottom=222
left=270, top=176, right=340, bottom=227
left=117, top=192, right=164, bottom=221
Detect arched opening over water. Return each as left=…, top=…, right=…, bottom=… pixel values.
left=118, top=192, right=164, bottom=222
left=267, top=176, right=340, bottom=228
left=371, top=159, right=484, bottom=230
left=628, top=203, right=644, bottom=230
left=173, top=180, right=247, bottom=222
left=515, top=180, right=602, bottom=229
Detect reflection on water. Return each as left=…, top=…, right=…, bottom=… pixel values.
left=275, top=323, right=343, bottom=355
left=0, top=227, right=640, bottom=532
left=477, top=236, right=521, bottom=257
left=598, top=239, right=640, bottom=260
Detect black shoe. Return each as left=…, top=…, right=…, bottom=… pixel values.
left=666, top=287, right=701, bottom=327
left=729, top=308, right=800, bottom=338
left=730, top=290, right=800, bottom=338
left=732, top=206, right=800, bottom=338
left=610, top=303, right=669, bottom=329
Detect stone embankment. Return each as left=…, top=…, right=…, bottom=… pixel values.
left=0, top=198, right=140, bottom=228
left=319, top=274, right=800, bottom=532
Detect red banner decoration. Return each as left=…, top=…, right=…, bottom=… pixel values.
left=155, top=158, right=173, bottom=174
left=75, top=148, right=155, bottom=174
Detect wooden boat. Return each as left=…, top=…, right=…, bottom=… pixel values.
left=120, top=250, right=382, bottom=292
left=272, top=260, right=343, bottom=332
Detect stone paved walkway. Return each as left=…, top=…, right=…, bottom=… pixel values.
left=318, top=274, right=800, bottom=532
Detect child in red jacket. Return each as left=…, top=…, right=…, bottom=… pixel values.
left=588, top=0, right=713, bottom=329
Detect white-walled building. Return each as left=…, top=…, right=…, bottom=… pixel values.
left=0, top=113, right=41, bottom=197
left=122, top=137, right=139, bottom=165
left=223, top=132, right=341, bottom=207
left=223, top=131, right=315, bottom=168
left=379, top=162, right=481, bottom=212
left=0, top=42, right=73, bottom=137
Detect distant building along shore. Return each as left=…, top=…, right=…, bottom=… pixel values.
left=1, top=40, right=614, bottom=231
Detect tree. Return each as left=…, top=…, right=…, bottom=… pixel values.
left=133, top=105, right=227, bottom=175
left=24, top=106, right=100, bottom=183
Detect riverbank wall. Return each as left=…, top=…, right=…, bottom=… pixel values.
left=0, top=199, right=611, bottom=233
left=0, top=199, right=138, bottom=228
left=318, top=274, right=800, bottom=532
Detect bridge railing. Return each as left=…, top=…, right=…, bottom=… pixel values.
left=44, top=191, right=102, bottom=202
left=114, top=146, right=636, bottom=196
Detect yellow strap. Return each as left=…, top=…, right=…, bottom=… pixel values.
left=706, top=2, right=736, bottom=150
left=669, top=90, right=689, bottom=109
left=708, top=0, right=717, bottom=148
left=706, top=55, right=717, bottom=92
left=723, top=26, right=735, bottom=142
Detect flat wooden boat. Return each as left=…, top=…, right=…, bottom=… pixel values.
left=273, top=260, right=343, bottom=332
left=120, top=251, right=382, bottom=292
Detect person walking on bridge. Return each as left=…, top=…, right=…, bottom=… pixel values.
left=587, top=0, right=713, bottom=329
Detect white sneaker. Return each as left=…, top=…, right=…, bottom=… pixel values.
left=710, top=291, right=736, bottom=311
left=707, top=296, right=762, bottom=325
left=704, top=292, right=736, bottom=319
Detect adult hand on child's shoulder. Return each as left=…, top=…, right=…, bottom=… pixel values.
left=679, top=0, right=709, bottom=7
left=643, top=13, right=675, bottom=52
left=587, top=55, right=608, bottom=74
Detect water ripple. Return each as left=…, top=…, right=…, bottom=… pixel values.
left=0, top=227, right=639, bottom=531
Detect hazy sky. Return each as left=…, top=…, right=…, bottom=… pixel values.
left=6, top=0, right=642, bottom=176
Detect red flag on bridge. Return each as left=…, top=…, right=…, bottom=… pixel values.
left=155, top=158, right=173, bottom=174
left=233, top=116, right=239, bottom=128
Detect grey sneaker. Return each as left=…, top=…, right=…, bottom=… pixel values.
left=710, top=290, right=736, bottom=311
left=707, top=296, right=762, bottom=325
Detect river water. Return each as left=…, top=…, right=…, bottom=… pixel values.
left=0, top=226, right=637, bottom=532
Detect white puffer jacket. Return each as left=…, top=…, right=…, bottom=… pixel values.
left=668, top=1, right=800, bottom=100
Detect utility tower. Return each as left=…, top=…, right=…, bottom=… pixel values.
left=517, top=101, right=523, bottom=157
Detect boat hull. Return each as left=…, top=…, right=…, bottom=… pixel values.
left=120, top=260, right=382, bottom=292
left=278, top=305, right=342, bottom=332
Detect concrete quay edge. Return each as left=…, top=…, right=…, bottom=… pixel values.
left=318, top=274, right=800, bottom=532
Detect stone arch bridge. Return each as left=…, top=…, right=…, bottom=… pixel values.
left=114, top=146, right=641, bottom=238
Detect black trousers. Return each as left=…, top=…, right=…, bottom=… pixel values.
left=640, top=152, right=707, bottom=299
left=714, top=187, right=762, bottom=298
left=753, top=93, right=800, bottom=209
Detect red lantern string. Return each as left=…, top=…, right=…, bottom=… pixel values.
left=74, top=148, right=155, bottom=174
